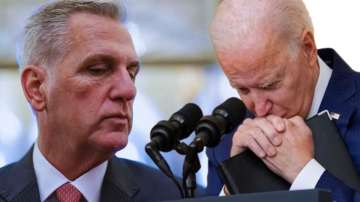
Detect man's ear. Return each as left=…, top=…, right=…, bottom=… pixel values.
left=21, top=65, right=47, bottom=111
left=301, top=29, right=318, bottom=67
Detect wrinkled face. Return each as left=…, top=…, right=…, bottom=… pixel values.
left=216, top=38, right=318, bottom=118
left=44, top=13, right=139, bottom=153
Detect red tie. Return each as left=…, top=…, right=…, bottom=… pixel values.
left=56, top=183, right=82, bottom=202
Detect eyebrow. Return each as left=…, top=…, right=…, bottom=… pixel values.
left=232, top=64, right=285, bottom=90
left=81, top=54, right=115, bottom=67
left=80, top=53, right=140, bottom=69
left=258, top=78, right=281, bottom=88
left=258, top=65, right=286, bottom=87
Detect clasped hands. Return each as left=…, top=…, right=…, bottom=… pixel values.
left=230, top=115, right=314, bottom=183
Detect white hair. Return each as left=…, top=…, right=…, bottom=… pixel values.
left=211, top=0, right=314, bottom=54
left=17, top=0, right=127, bottom=71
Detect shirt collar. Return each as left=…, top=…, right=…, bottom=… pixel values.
left=33, top=142, right=108, bottom=202
left=307, top=56, right=333, bottom=118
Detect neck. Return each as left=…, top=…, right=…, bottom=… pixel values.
left=304, top=61, right=321, bottom=117
left=37, top=134, right=111, bottom=180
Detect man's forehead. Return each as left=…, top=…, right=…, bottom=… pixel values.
left=52, top=12, right=137, bottom=69
left=229, top=65, right=282, bottom=87
left=68, top=12, right=125, bottom=35
left=221, top=42, right=283, bottom=73
left=223, top=49, right=286, bottom=88
left=67, top=12, right=131, bottom=46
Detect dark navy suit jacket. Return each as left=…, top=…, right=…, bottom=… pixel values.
left=0, top=148, right=182, bottom=202
left=206, top=48, right=360, bottom=202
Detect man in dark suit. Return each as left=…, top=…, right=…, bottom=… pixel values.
left=0, top=1, right=181, bottom=201
left=207, top=0, right=360, bottom=201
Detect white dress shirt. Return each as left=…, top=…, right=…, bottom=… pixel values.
left=289, top=56, right=332, bottom=190
left=33, top=142, right=108, bottom=202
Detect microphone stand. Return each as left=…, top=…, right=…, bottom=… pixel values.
left=148, top=138, right=206, bottom=199
left=176, top=142, right=202, bottom=198
left=146, top=142, right=185, bottom=198
left=147, top=140, right=202, bottom=199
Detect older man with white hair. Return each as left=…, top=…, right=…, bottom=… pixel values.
left=207, top=0, right=360, bottom=201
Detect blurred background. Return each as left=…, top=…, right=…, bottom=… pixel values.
left=0, top=0, right=359, bottom=187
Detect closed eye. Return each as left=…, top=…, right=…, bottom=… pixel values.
left=81, top=54, right=115, bottom=77
left=128, top=61, right=140, bottom=81
left=87, top=62, right=113, bottom=76
left=259, top=80, right=280, bottom=90
left=237, top=87, right=250, bottom=95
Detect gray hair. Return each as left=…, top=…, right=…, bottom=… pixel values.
left=211, top=0, right=314, bottom=55
left=17, top=0, right=126, bottom=71
left=274, top=0, right=314, bottom=52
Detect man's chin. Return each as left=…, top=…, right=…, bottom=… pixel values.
left=91, top=131, right=129, bottom=153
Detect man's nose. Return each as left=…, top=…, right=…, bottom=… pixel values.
left=109, top=68, right=136, bottom=101
left=249, top=92, right=272, bottom=117
left=254, top=98, right=272, bottom=117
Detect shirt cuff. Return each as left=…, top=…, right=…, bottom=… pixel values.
left=290, top=159, right=325, bottom=190
left=219, top=186, right=226, bottom=196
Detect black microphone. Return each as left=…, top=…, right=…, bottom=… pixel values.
left=190, top=97, right=247, bottom=151
left=145, top=103, right=203, bottom=198
left=147, top=103, right=203, bottom=152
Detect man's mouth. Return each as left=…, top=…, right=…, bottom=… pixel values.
left=102, top=112, right=129, bottom=121
left=99, top=112, right=129, bottom=126
left=100, top=117, right=128, bottom=134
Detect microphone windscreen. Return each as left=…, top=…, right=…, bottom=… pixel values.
left=213, top=97, right=247, bottom=132
left=171, top=103, right=203, bottom=138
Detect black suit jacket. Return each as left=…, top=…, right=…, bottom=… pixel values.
left=0, top=148, right=182, bottom=202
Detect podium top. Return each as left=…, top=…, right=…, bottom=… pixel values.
left=163, top=189, right=332, bottom=202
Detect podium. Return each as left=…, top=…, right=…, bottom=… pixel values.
left=164, top=189, right=331, bottom=202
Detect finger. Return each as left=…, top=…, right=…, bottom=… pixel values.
left=253, top=118, right=282, bottom=146
left=230, top=136, right=246, bottom=157
left=250, top=127, right=277, bottom=157
left=230, top=126, right=250, bottom=156
left=242, top=118, right=253, bottom=126
left=262, top=157, right=279, bottom=173
left=248, top=138, right=266, bottom=158
left=289, top=116, right=305, bottom=125
left=230, top=143, right=246, bottom=157
left=266, top=115, right=286, bottom=132
left=288, top=116, right=312, bottom=137
left=224, top=186, right=230, bottom=196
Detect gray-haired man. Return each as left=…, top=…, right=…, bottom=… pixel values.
left=0, top=1, right=181, bottom=201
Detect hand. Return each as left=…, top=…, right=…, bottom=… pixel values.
left=223, top=185, right=230, bottom=196
left=230, top=115, right=285, bottom=158
left=262, top=116, right=314, bottom=183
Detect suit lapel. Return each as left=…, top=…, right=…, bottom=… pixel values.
left=1, top=148, right=145, bottom=202
left=9, top=181, right=40, bottom=202
left=100, top=157, right=139, bottom=202
left=318, top=48, right=357, bottom=137
left=0, top=147, right=41, bottom=202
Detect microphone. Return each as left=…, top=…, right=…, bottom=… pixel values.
left=190, top=97, right=247, bottom=151
left=147, top=103, right=203, bottom=152
left=145, top=103, right=203, bottom=198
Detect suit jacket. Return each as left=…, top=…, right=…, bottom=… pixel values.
left=0, top=148, right=182, bottom=202
left=206, top=48, right=360, bottom=202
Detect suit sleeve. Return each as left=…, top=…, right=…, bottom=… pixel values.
left=316, top=171, right=360, bottom=201
left=206, top=147, right=225, bottom=195
left=205, top=128, right=236, bottom=196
